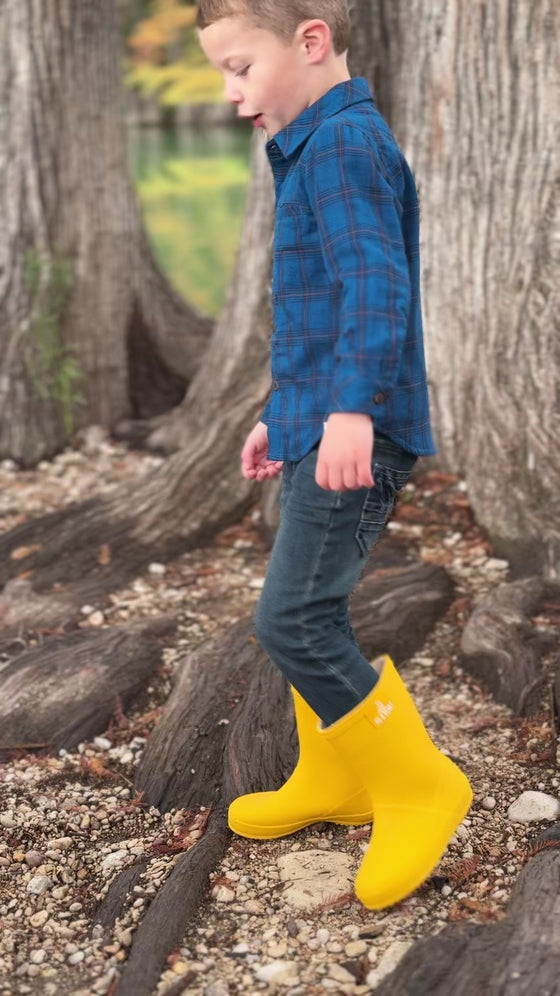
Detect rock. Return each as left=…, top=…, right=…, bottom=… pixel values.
left=94, top=737, right=112, bottom=750
left=255, top=960, right=299, bottom=984
left=170, top=960, right=190, bottom=975
left=67, top=951, right=85, bottom=965
left=27, top=876, right=54, bottom=895
left=507, top=791, right=560, bottom=823
left=244, top=899, right=265, bottom=915
left=268, top=941, right=288, bottom=958
left=47, top=837, right=73, bottom=851
left=101, top=850, right=129, bottom=871
left=328, top=963, right=356, bottom=983
left=88, top=611, right=105, bottom=627
left=204, top=983, right=230, bottom=996
left=482, top=796, right=496, bottom=810
left=277, top=850, right=355, bottom=911
left=24, top=851, right=45, bottom=868
left=359, top=922, right=387, bottom=940
left=212, top=885, right=235, bottom=903
left=345, top=940, right=368, bottom=957
left=29, top=910, right=49, bottom=928
left=366, top=939, right=414, bottom=987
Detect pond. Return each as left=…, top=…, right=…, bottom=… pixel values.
left=129, top=123, right=252, bottom=318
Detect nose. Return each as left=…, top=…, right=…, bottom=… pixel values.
left=224, top=77, right=243, bottom=105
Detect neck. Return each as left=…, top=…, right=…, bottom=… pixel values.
left=306, top=53, right=350, bottom=108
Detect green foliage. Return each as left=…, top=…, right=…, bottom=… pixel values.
left=126, top=0, right=224, bottom=106
left=134, top=149, right=250, bottom=315
left=24, top=251, right=85, bottom=436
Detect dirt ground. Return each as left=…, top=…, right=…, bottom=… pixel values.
left=0, top=434, right=558, bottom=995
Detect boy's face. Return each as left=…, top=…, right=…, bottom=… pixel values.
left=198, top=16, right=314, bottom=138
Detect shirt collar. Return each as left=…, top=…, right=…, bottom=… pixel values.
left=267, top=77, right=374, bottom=160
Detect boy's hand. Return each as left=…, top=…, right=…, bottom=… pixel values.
left=316, top=413, right=374, bottom=491
left=241, top=421, right=284, bottom=482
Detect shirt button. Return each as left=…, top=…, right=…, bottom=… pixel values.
left=373, top=392, right=385, bottom=404
left=273, top=380, right=279, bottom=390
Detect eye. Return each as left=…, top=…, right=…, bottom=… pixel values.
left=235, top=65, right=250, bottom=78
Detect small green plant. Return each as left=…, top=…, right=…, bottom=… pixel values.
left=24, top=250, right=85, bottom=436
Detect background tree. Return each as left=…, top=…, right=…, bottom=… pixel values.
left=0, top=0, right=557, bottom=592
left=0, top=0, right=211, bottom=466
left=353, top=0, right=559, bottom=576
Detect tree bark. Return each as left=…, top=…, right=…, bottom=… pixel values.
left=0, top=617, right=175, bottom=752
left=372, top=848, right=560, bottom=996
left=460, top=577, right=553, bottom=715
left=351, top=0, right=560, bottom=577
left=0, top=135, right=274, bottom=602
left=0, top=0, right=211, bottom=465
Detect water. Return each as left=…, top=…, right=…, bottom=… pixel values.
left=130, top=124, right=252, bottom=317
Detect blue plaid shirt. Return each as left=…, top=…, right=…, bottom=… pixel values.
left=261, top=77, right=435, bottom=461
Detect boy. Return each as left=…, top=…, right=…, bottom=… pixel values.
left=197, top=0, right=472, bottom=910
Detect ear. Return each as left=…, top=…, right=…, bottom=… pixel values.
left=296, top=19, right=332, bottom=64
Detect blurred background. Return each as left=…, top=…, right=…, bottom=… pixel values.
left=121, top=0, right=251, bottom=316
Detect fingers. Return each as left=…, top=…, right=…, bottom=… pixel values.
left=253, top=461, right=283, bottom=483
left=316, top=459, right=374, bottom=491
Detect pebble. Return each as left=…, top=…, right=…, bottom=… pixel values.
left=328, top=963, right=355, bottom=983
left=244, top=899, right=265, bottom=915
left=101, top=850, right=129, bottom=871
left=366, top=940, right=414, bottom=986
left=68, top=951, right=85, bottom=965
left=204, top=984, right=229, bottom=996
left=255, top=960, right=299, bottom=984
left=27, top=876, right=54, bottom=895
left=94, top=737, right=112, bottom=750
left=345, top=940, right=367, bottom=957
left=482, top=796, right=496, bottom=810
left=88, top=611, right=105, bottom=627
left=24, top=851, right=45, bottom=868
left=507, top=791, right=560, bottom=823
left=212, top=886, right=235, bottom=903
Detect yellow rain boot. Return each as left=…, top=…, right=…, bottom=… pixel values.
left=320, top=655, right=473, bottom=909
left=228, top=688, right=373, bottom=839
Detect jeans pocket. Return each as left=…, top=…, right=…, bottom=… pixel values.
left=354, top=463, right=412, bottom=557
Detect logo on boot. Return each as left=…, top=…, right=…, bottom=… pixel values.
left=373, top=700, right=394, bottom=726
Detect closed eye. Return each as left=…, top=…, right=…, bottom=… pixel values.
left=235, top=65, right=250, bottom=78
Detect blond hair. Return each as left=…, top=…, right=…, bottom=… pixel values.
left=196, top=0, right=351, bottom=55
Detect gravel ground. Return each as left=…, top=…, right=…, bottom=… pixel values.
left=0, top=430, right=558, bottom=996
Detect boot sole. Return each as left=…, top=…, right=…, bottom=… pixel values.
left=229, top=812, right=373, bottom=840
left=355, top=785, right=473, bottom=910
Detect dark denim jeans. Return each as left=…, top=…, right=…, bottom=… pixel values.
left=255, top=434, right=417, bottom=726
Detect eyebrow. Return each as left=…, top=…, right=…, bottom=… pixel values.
left=221, top=56, right=248, bottom=69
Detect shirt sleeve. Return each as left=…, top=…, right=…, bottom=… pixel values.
left=303, top=122, right=411, bottom=415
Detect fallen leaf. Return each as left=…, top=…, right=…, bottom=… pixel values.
left=80, top=757, right=114, bottom=779
left=11, top=544, right=42, bottom=561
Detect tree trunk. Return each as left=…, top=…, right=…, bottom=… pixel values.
left=0, top=135, right=274, bottom=602
left=372, top=848, right=560, bottom=996
left=1, top=0, right=557, bottom=599
left=460, top=577, right=558, bottom=716
left=0, top=0, right=211, bottom=465
left=351, top=0, right=560, bottom=577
